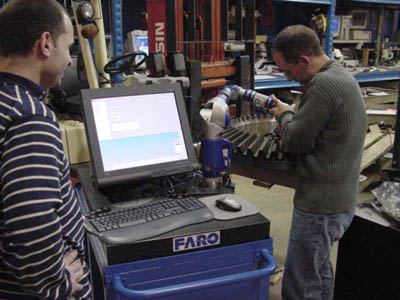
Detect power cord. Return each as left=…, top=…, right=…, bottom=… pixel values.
left=185, top=95, right=202, bottom=137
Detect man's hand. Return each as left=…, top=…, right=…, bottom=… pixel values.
left=269, top=95, right=296, bottom=119
left=65, top=250, right=84, bottom=295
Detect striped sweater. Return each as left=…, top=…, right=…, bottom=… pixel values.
left=0, top=72, right=91, bottom=299
left=279, top=60, right=368, bottom=214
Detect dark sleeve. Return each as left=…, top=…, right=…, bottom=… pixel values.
left=278, top=85, right=331, bottom=154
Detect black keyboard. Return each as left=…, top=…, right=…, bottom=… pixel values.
left=84, top=196, right=214, bottom=245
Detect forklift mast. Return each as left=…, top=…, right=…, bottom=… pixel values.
left=146, top=0, right=256, bottom=117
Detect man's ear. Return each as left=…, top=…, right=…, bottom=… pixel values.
left=38, top=32, right=52, bottom=58
left=300, top=55, right=311, bottom=68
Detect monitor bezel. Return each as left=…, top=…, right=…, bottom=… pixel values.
left=350, top=10, right=369, bottom=30
left=124, top=30, right=148, bottom=68
left=80, top=83, right=199, bottom=189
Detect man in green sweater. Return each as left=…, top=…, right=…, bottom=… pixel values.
left=269, top=25, right=367, bottom=300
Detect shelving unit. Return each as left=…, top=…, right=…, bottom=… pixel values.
left=355, top=69, right=400, bottom=81
left=255, top=75, right=300, bottom=90
left=349, top=0, right=400, bottom=4
left=274, top=0, right=332, bottom=3
left=255, top=0, right=400, bottom=90
left=255, top=69, right=400, bottom=90
left=333, top=39, right=372, bottom=44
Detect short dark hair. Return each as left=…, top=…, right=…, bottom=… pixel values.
left=0, top=0, right=67, bottom=56
left=272, top=25, right=323, bottom=64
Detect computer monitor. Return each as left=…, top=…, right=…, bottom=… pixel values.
left=350, top=10, right=369, bottom=30
left=124, top=30, right=148, bottom=69
left=80, top=83, right=199, bottom=189
left=332, top=16, right=341, bottom=38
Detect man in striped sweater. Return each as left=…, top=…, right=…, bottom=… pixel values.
left=0, top=0, right=91, bottom=299
left=269, top=25, right=367, bottom=300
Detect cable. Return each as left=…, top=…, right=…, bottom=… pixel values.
left=163, top=176, right=175, bottom=194
left=93, top=62, right=116, bottom=87
left=77, top=52, right=114, bottom=86
left=185, top=95, right=202, bottom=135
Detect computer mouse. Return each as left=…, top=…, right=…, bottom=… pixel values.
left=215, top=197, right=242, bottom=212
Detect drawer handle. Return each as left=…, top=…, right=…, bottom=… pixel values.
left=112, top=249, right=276, bottom=299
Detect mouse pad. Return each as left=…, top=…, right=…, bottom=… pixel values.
left=199, top=193, right=259, bottom=220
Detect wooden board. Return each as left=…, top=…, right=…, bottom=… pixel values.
left=361, top=133, right=394, bottom=171
left=367, top=114, right=396, bottom=127
left=359, top=157, right=392, bottom=192
left=362, top=87, right=397, bottom=107
left=366, top=103, right=396, bottom=110
left=364, top=125, right=385, bottom=149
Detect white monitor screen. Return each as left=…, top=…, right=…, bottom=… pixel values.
left=332, top=16, right=340, bottom=37
left=91, top=92, right=188, bottom=172
left=134, top=35, right=148, bottom=61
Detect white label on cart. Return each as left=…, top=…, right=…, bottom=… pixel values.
left=173, top=231, right=220, bottom=252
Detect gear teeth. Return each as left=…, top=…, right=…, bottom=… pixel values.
left=248, top=135, right=264, bottom=157
left=238, top=134, right=257, bottom=156
left=221, top=116, right=296, bottom=170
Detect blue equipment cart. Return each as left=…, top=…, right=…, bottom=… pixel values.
left=75, top=167, right=276, bottom=300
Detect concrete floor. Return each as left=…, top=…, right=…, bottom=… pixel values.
left=231, top=174, right=374, bottom=300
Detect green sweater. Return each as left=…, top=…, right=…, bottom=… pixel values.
left=279, top=60, right=367, bottom=214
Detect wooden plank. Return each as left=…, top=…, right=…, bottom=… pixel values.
left=366, top=103, right=397, bottom=110
left=364, top=94, right=397, bottom=105
left=364, top=125, right=385, bottom=149
left=359, top=157, right=392, bottom=192
left=365, top=103, right=396, bottom=108
left=361, top=134, right=394, bottom=171
left=367, top=114, right=396, bottom=127
left=363, top=88, right=397, bottom=105
left=359, top=172, right=380, bottom=192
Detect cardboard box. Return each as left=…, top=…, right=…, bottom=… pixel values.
left=59, top=120, right=90, bottom=165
